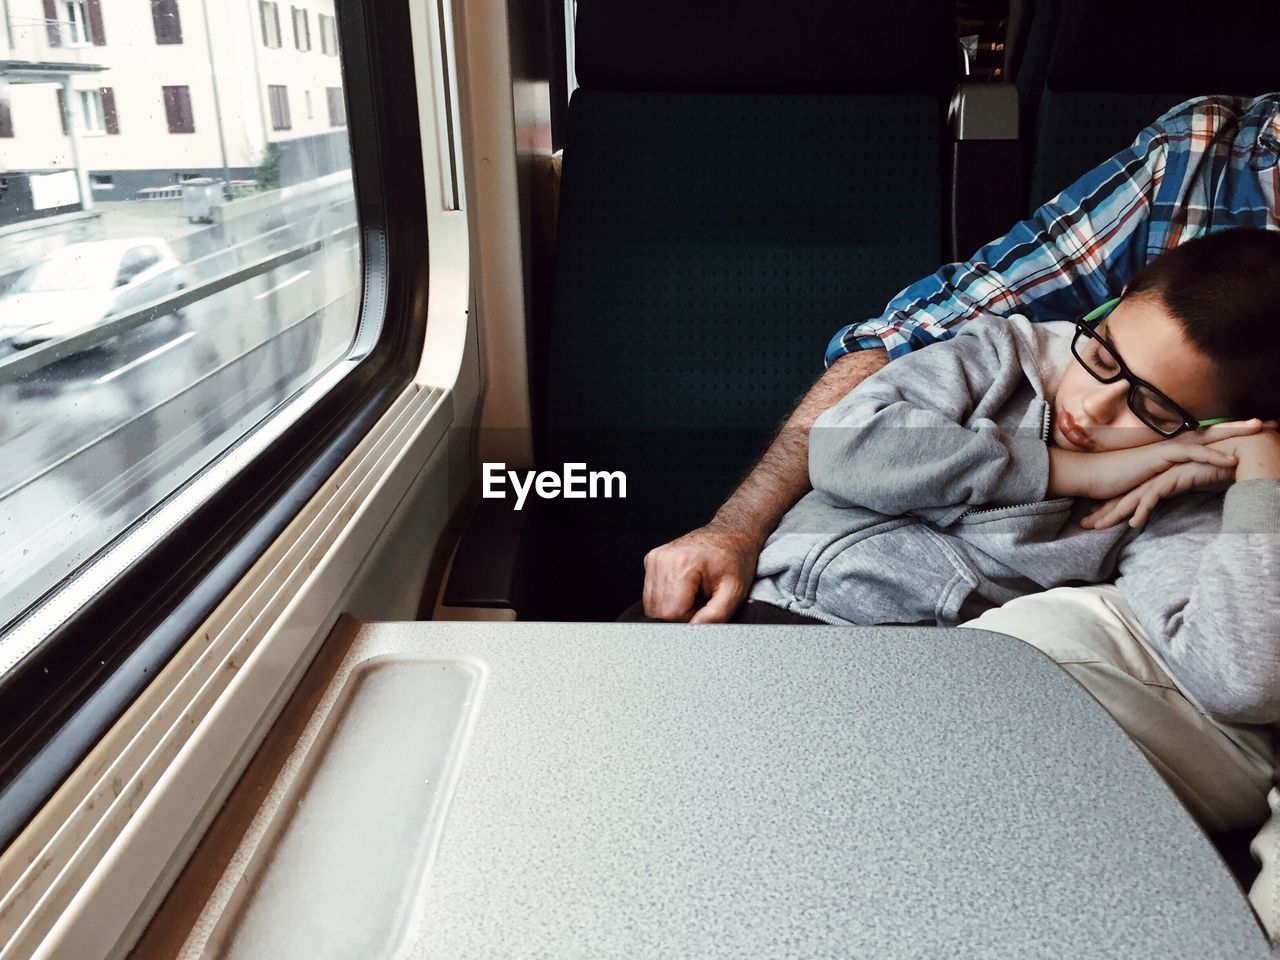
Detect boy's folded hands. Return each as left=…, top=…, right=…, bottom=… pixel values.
left=1079, top=420, right=1280, bottom=530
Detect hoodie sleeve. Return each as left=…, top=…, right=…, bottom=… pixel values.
left=808, top=321, right=1051, bottom=520
left=1116, top=480, right=1280, bottom=725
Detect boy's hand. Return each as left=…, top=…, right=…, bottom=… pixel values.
left=1082, top=461, right=1234, bottom=529
left=1051, top=420, right=1265, bottom=501
left=1209, top=428, right=1280, bottom=481
left=1081, top=424, right=1280, bottom=529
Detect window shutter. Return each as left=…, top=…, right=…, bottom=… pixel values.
left=0, top=98, right=13, bottom=138
left=163, top=86, right=194, bottom=133
left=101, top=87, right=119, bottom=134
left=163, top=86, right=178, bottom=132
left=86, top=0, right=106, bottom=45
left=56, top=87, right=68, bottom=135
left=43, top=0, right=62, bottom=47
left=152, top=0, right=183, bottom=44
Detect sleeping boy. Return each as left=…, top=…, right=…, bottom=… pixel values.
left=751, top=227, right=1279, bottom=712
left=747, top=228, right=1280, bottom=860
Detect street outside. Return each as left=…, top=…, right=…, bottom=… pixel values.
left=0, top=182, right=363, bottom=629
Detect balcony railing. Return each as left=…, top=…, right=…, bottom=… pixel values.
left=0, top=18, right=106, bottom=75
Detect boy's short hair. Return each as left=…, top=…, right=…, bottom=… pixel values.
left=1125, top=227, right=1280, bottom=420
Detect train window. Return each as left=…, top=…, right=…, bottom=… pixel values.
left=0, top=3, right=361, bottom=649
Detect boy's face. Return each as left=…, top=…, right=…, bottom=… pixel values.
left=1052, top=294, right=1225, bottom=452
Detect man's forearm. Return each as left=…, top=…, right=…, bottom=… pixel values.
left=708, top=349, right=889, bottom=544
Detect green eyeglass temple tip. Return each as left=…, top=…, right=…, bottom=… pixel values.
left=1196, top=418, right=1231, bottom=429
left=1082, top=297, right=1122, bottom=325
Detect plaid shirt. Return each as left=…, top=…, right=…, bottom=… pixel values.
left=825, top=94, right=1280, bottom=365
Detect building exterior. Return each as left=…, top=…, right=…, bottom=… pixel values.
left=0, top=0, right=350, bottom=224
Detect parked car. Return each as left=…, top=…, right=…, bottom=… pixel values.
left=0, top=238, right=186, bottom=351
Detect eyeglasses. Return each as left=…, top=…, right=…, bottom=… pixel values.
left=1071, top=297, right=1229, bottom=438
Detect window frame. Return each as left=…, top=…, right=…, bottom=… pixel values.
left=0, top=0, right=431, bottom=849
left=292, top=5, right=311, bottom=51
left=259, top=0, right=282, bottom=48
left=267, top=83, right=291, bottom=130
left=62, top=0, right=89, bottom=45
left=326, top=85, right=346, bottom=127
left=77, top=88, right=104, bottom=134
left=318, top=12, right=336, bottom=55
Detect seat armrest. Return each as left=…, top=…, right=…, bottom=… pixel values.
left=442, top=498, right=530, bottom=609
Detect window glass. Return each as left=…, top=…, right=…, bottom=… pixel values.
left=0, top=1, right=361, bottom=633
left=78, top=88, right=104, bottom=133
left=63, top=0, right=88, bottom=45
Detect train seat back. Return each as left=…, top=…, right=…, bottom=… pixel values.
left=1022, top=0, right=1279, bottom=209
left=519, top=1, right=961, bottom=620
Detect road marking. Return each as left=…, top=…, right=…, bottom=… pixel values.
left=253, top=269, right=312, bottom=301
left=94, top=331, right=196, bottom=385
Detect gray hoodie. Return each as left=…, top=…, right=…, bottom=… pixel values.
left=749, top=315, right=1280, bottom=724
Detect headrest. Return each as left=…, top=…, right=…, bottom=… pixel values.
left=573, top=0, right=958, bottom=95
left=1046, top=0, right=1280, bottom=94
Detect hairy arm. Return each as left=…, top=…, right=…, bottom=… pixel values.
left=641, top=348, right=887, bottom=622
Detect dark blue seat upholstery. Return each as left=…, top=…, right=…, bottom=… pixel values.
left=508, top=2, right=961, bottom=621
left=1019, top=0, right=1279, bottom=209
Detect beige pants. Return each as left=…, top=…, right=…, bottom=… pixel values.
left=959, top=584, right=1278, bottom=941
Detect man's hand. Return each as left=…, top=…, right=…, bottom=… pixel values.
left=639, top=348, right=889, bottom=624
left=1049, top=419, right=1267, bottom=501
left=642, top=523, right=763, bottom=623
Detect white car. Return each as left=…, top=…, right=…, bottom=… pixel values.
left=0, top=238, right=186, bottom=351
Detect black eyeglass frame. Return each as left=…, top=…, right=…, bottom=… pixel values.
left=1070, top=297, right=1228, bottom=438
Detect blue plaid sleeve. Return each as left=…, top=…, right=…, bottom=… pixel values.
left=824, top=95, right=1278, bottom=366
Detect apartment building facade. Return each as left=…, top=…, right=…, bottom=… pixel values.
left=0, top=0, right=349, bottom=222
